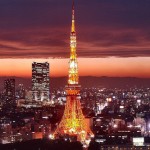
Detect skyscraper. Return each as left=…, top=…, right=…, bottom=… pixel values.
left=54, top=1, right=93, bottom=143
left=32, top=62, right=50, bottom=102
left=3, top=79, right=15, bottom=107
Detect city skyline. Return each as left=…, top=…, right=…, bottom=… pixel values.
left=0, top=0, right=150, bottom=78
left=0, top=1, right=150, bottom=148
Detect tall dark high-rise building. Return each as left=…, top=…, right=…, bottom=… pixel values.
left=3, top=79, right=15, bottom=107
left=32, top=62, right=50, bottom=101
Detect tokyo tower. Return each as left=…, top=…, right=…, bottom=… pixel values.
left=54, top=0, right=94, bottom=143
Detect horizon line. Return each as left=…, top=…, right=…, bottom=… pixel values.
left=1, top=75, right=150, bottom=79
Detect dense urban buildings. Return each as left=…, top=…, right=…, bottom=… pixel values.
left=32, top=62, right=50, bottom=102
left=0, top=86, right=150, bottom=149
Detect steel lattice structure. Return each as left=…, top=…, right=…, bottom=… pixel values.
left=54, top=0, right=93, bottom=143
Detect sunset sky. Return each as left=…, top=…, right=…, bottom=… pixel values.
left=0, top=0, right=150, bottom=78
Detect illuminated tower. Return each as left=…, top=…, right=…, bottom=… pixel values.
left=54, top=1, right=93, bottom=143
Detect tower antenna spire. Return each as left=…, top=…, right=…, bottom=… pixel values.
left=72, top=0, right=74, bottom=11
left=71, top=0, right=75, bottom=32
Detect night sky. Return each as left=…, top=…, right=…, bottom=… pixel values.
left=0, top=0, right=150, bottom=77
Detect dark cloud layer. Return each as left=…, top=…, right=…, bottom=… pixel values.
left=0, top=0, right=150, bottom=58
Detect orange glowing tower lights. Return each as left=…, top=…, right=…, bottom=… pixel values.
left=68, top=0, right=78, bottom=85
left=54, top=0, right=94, bottom=142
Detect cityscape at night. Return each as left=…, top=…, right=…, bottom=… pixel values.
left=0, top=0, right=150, bottom=150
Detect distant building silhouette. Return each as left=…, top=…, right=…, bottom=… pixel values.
left=32, top=62, right=50, bottom=102
left=16, top=84, right=25, bottom=99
